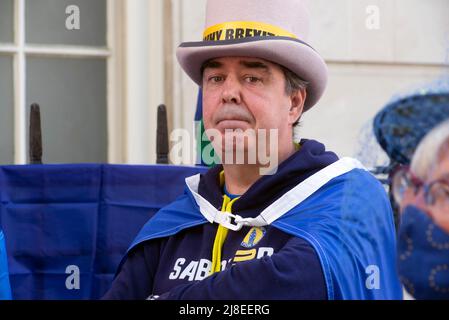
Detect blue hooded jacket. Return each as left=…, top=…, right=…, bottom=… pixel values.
left=105, top=140, right=402, bottom=300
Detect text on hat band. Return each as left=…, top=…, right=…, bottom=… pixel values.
left=203, top=21, right=298, bottom=41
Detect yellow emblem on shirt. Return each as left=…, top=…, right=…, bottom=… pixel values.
left=241, top=227, right=266, bottom=249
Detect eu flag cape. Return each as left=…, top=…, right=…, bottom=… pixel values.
left=0, top=230, right=12, bottom=300
left=123, top=158, right=403, bottom=300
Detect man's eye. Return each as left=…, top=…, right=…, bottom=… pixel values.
left=209, top=76, right=224, bottom=83
left=245, top=76, right=261, bottom=83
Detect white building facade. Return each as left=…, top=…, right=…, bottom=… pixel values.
left=0, top=0, right=448, bottom=165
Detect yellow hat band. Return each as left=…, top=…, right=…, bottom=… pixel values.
left=203, top=21, right=297, bottom=41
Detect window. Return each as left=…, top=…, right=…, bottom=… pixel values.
left=0, top=55, right=14, bottom=164
left=0, top=0, right=123, bottom=164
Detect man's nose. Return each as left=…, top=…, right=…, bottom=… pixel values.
left=221, top=76, right=242, bottom=105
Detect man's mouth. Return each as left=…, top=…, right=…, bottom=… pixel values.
left=217, top=117, right=248, bottom=123
left=216, top=119, right=250, bottom=130
left=213, top=104, right=254, bottom=128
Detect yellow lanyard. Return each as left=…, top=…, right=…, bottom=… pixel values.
left=210, top=145, right=300, bottom=275
left=210, top=195, right=239, bottom=275
left=210, top=171, right=240, bottom=275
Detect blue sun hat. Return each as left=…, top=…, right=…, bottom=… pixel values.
left=373, top=77, right=449, bottom=165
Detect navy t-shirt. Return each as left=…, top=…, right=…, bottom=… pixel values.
left=104, top=223, right=326, bottom=300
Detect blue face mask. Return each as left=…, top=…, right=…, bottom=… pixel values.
left=397, top=205, right=449, bottom=299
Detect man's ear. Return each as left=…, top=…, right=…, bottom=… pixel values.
left=289, top=88, right=307, bottom=125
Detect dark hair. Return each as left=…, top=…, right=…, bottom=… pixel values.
left=281, top=66, right=308, bottom=127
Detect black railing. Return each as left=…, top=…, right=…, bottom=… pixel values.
left=27, top=103, right=170, bottom=165
left=156, top=104, right=169, bottom=164
left=29, top=103, right=43, bottom=165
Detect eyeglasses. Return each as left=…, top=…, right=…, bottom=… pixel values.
left=391, top=166, right=449, bottom=211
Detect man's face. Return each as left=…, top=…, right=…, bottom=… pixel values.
left=201, top=56, right=302, bottom=162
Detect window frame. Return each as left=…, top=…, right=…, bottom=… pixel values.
left=0, top=0, right=125, bottom=164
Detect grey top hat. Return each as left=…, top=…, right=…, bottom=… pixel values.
left=176, top=0, right=328, bottom=112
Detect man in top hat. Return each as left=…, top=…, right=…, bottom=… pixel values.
left=104, top=0, right=402, bottom=300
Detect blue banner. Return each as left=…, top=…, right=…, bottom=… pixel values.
left=0, top=164, right=207, bottom=300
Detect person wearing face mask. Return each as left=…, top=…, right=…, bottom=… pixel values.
left=392, top=119, right=449, bottom=299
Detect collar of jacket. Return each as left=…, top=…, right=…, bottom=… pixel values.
left=197, top=139, right=339, bottom=219
left=186, top=156, right=367, bottom=229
